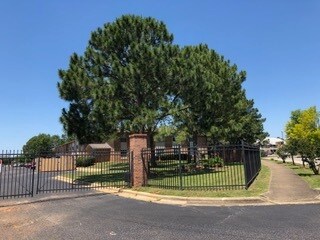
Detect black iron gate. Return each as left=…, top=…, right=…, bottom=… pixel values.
left=0, top=150, right=131, bottom=199
left=0, top=151, right=35, bottom=198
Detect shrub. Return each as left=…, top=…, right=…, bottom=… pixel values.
left=159, top=154, right=189, bottom=161
left=276, top=146, right=289, bottom=163
left=260, top=150, right=268, bottom=157
left=76, top=156, right=95, bottom=167
left=185, top=162, right=197, bottom=172
left=207, top=156, right=224, bottom=167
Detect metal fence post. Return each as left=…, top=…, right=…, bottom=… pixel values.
left=72, top=154, right=75, bottom=189
left=241, top=140, right=249, bottom=188
left=178, top=145, right=183, bottom=190
left=36, top=156, right=40, bottom=194
left=130, top=151, right=134, bottom=187
left=31, top=158, right=35, bottom=197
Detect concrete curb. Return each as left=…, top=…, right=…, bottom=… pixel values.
left=101, top=189, right=269, bottom=206
left=1, top=188, right=320, bottom=208
left=0, top=192, right=111, bottom=208
left=111, top=189, right=320, bottom=206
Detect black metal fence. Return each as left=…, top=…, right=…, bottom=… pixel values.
left=0, top=151, right=35, bottom=198
left=242, top=144, right=261, bottom=188
left=0, top=143, right=260, bottom=199
left=0, top=150, right=131, bottom=199
left=142, top=143, right=261, bottom=190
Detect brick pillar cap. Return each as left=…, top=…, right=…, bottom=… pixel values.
left=129, top=134, right=148, bottom=139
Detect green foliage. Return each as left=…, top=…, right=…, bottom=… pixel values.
left=58, top=14, right=267, bottom=145
left=260, top=150, right=268, bottom=157
left=184, top=162, right=197, bottom=172
left=172, top=44, right=267, bottom=144
left=23, top=134, right=63, bottom=155
left=154, top=125, right=188, bottom=144
left=285, top=106, right=320, bottom=174
left=58, top=15, right=178, bottom=144
left=207, top=156, right=224, bottom=167
left=76, top=156, right=95, bottom=167
left=154, top=126, right=176, bottom=142
left=276, top=145, right=288, bottom=163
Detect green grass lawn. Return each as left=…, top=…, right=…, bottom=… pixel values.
left=148, top=162, right=246, bottom=189
left=61, top=159, right=271, bottom=198
left=63, top=161, right=129, bottom=187
left=136, top=164, right=270, bottom=198
left=267, top=159, right=320, bottom=189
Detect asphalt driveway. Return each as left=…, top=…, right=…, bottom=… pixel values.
left=1, top=194, right=319, bottom=240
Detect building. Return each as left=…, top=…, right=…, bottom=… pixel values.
left=261, top=137, right=285, bottom=155
left=53, top=140, right=86, bottom=153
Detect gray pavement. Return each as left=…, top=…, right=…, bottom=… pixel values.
left=1, top=194, right=320, bottom=240
left=262, top=160, right=319, bottom=203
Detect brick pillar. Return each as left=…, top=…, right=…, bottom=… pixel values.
left=129, top=134, right=148, bottom=187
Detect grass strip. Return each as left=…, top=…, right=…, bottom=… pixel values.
left=134, top=164, right=270, bottom=198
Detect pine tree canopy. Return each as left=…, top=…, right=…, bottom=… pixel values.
left=58, top=15, right=267, bottom=144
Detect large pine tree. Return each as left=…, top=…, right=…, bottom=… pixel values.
left=58, top=15, right=178, bottom=144
left=58, top=15, right=267, bottom=145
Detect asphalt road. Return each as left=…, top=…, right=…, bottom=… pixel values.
left=1, top=194, right=319, bottom=240
left=0, top=166, right=77, bottom=198
left=0, top=166, right=35, bottom=198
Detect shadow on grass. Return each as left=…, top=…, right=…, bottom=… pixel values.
left=298, top=173, right=315, bottom=177
left=148, top=165, right=242, bottom=181
left=109, top=162, right=129, bottom=168
left=75, top=172, right=127, bottom=184
left=288, top=166, right=300, bottom=169
left=93, top=162, right=129, bottom=171
left=109, top=166, right=129, bottom=171
left=149, top=168, right=220, bottom=180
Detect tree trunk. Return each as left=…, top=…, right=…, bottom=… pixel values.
left=304, top=158, right=319, bottom=175
left=291, top=155, right=295, bottom=165
left=192, top=133, right=198, bottom=164
left=148, top=132, right=157, bottom=167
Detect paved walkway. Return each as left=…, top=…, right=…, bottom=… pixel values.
left=262, top=159, right=319, bottom=203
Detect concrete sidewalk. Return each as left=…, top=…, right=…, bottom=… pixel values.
left=1, top=160, right=320, bottom=207
left=261, top=159, right=319, bottom=204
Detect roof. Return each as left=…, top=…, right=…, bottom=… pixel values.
left=86, top=143, right=112, bottom=150
left=264, top=137, right=285, bottom=145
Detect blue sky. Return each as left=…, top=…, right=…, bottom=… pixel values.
left=1, top=1, right=319, bottom=149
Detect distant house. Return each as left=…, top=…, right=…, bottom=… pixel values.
left=261, top=137, right=285, bottom=155
left=85, top=143, right=113, bottom=153
left=85, top=143, right=114, bottom=162
left=53, top=140, right=86, bottom=153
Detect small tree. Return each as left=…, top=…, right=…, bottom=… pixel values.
left=285, top=107, right=320, bottom=174
left=23, top=134, right=63, bottom=156
left=276, top=145, right=288, bottom=163
left=285, top=140, right=298, bottom=165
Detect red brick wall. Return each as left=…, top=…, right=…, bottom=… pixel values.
left=129, top=134, right=148, bottom=187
